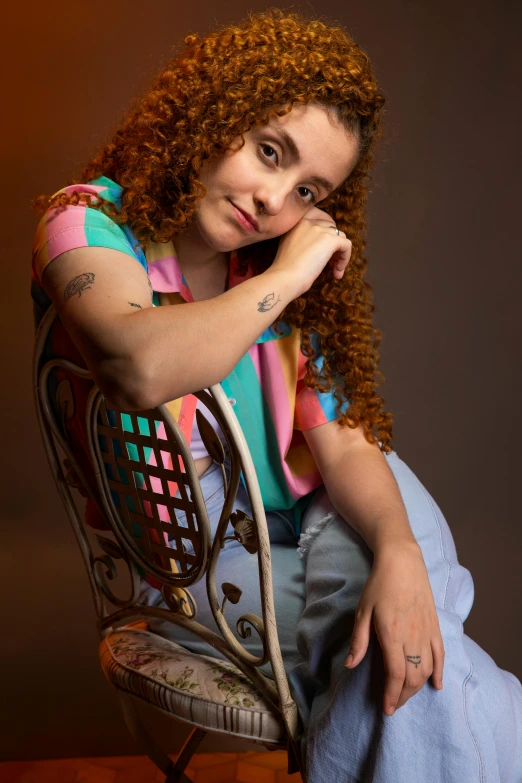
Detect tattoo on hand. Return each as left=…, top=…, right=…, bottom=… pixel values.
left=406, top=655, right=421, bottom=669
left=129, top=302, right=142, bottom=309
left=64, top=273, right=95, bottom=301
left=258, top=292, right=281, bottom=312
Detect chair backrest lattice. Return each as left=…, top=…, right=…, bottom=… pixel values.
left=90, top=396, right=213, bottom=585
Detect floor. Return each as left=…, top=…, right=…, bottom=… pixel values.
left=0, top=751, right=303, bottom=782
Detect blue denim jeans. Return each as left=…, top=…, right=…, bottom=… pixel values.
left=139, top=451, right=522, bottom=782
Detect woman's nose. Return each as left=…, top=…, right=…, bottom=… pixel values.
left=255, top=191, right=286, bottom=216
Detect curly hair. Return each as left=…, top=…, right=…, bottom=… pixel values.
left=33, top=7, right=394, bottom=453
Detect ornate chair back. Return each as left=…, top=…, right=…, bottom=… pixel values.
left=32, top=304, right=304, bottom=779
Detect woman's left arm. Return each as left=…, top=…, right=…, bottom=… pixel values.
left=303, top=419, right=445, bottom=716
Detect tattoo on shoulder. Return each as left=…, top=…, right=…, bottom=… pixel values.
left=128, top=302, right=142, bottom=309
left=64, top=272, right=96, bottom=301
left=258, top=292, right=281, bottom=312
left=146, top=275, right=153, bottom=300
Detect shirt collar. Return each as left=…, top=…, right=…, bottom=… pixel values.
left=145, top=240, right=256, bottom=302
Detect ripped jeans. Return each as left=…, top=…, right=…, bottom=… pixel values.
left=139, top=450, right=522, bottom=782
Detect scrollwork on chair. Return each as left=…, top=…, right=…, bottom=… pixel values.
left=92, top=533, right=142, bottom=611
left=36, top=352, right=142, bottom=618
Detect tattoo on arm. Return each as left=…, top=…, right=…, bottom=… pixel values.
left=63, top=272, right=96, bottom=301
left=258, top=292, right=281, bottom=312
left=128, top=302, right=142, bottom=309
left=146, top=275, right=153, bottom=301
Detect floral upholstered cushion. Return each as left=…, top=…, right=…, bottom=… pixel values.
left=99, top=626, right=287, bottom=744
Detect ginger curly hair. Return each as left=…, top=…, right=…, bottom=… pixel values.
left=33, top=7, right=394, bottom=453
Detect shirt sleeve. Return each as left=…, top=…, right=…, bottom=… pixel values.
left=294, top=330, right=352, bottom=431
left=32, top=196, right=143, bottom=284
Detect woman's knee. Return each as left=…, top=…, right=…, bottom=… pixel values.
left=383, top=452, right=476, bottom=618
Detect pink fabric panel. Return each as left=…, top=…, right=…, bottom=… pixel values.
left=147, top=256, right=184, bottom=293
left=294, top=348, right=329, bottom=430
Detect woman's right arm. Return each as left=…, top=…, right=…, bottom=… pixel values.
left=40, top=245, right=298, bottom=410
left=40, top=206, right=351, bottom=411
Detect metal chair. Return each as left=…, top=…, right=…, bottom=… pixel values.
left=32, top=304, right=305, bottom=782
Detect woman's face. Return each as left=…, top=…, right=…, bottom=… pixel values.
left=192, top=102, right=360, bottom=252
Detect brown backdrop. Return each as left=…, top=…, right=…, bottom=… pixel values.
left=1, top=0, right=520, bottom=762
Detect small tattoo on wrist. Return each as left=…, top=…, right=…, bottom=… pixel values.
left=64, top=272, right=95, bottom=301
left=258, top=292, right=281, bottom=312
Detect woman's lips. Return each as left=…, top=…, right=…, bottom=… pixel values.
left=229, top=200, right=258, bottom=232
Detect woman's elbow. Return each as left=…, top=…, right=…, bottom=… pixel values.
left=95, top=357, right=156, bottom=412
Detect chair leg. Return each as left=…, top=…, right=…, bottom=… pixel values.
left=165, top=726, right=207, bottom=783
left=116, top=690, right=178, bottom=777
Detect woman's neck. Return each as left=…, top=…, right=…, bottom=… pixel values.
left=173, top=225, right=229, bottom=277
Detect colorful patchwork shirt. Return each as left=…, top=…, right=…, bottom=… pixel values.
left=31, top=175, right=351, bottom=540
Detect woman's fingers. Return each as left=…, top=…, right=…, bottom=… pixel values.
left=344, top=606, right=372, bottom=668
left=321, top=223, right=350, bottom=280
left=381, top=641, right=406, bottom=716
left=431, top=633, right=445, bottom=690
left=381, top=632, right=434, bottom=714
left=329, top=236, right=352, bottom=279
left=394, top=643, right=433, bottom=711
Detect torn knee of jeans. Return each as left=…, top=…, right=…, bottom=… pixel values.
left=297, top=511, right=340, bottom=560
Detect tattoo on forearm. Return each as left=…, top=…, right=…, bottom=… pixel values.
left=129, top=302, right=142, bottom=309
left=258, top=292, right=281, bottom=312
left=406, top=655, right=421, bottom=669
left=64, top=272, right=95, bottom=301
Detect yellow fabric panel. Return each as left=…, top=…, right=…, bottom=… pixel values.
left=145, top=239, right=177, bottom=264
left=285, top=439, right=318, bottom=477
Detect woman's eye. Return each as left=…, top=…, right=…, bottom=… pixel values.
left=260, top=144, right=316, bottom=203
left=298, top=187, right=316, bottom=203
left=260, top=143, right=278, bottom=163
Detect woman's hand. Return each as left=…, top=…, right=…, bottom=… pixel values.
left=270, top=205, right=352, bottom=297
left=344, top=541, right=445, bottom=716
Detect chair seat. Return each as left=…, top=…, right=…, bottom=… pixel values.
left=99, top=625, right=287, bottom=745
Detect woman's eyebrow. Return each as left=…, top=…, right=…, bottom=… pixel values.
left=267, top=122, right=334, bottom=193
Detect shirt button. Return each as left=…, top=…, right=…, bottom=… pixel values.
left=228, top=398, right=236, bottom=406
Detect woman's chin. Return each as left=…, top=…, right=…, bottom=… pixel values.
left=206, top=229, right=258, bottom=253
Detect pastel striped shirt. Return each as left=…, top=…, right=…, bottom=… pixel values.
left=32, top=175, right=351, bottom=536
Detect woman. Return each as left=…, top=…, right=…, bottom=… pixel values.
left=31, top=8, right=522, bottom=781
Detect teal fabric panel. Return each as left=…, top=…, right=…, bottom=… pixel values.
left=220, top=356, right=295, bottom=513
left=87, top=176, right=148, bottom=272
left=254, top=321, right=292, bottom=344
left=83, top=205, right=139, bottom=262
